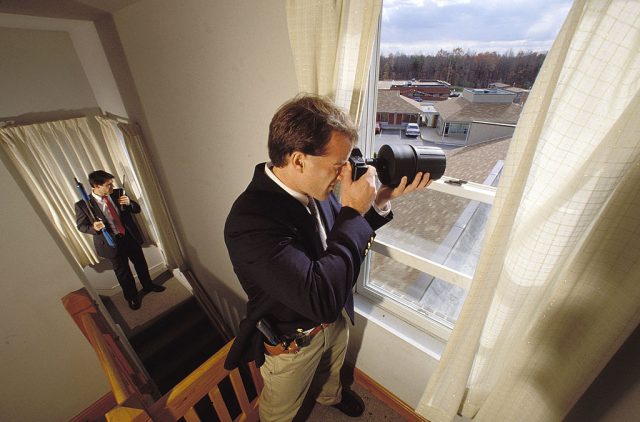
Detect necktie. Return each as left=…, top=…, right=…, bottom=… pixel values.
left=306, top=195, right=327, bottom=250
left=307, top=196, right=354, bottom=323
left=103, top=195, right=125, bottom=235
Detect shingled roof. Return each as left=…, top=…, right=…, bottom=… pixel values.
left=434, top=97, right=522, bottom=124
left=376, top=90, right=422, bottom=114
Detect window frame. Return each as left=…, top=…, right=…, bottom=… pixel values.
left=355, top=18, right=498, bottom=340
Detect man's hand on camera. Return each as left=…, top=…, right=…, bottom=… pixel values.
left=375, top=172, right=432, bottom=209
left=340, top=162, right=377, bottom=214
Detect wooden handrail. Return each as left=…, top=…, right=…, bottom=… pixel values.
left=146, top=340, right=261, bottom=422
left=62, top=289, right=156, bottom=419
left=64, top=288, right=261, bottom=421
left=81, top=313, right=132, bottom=405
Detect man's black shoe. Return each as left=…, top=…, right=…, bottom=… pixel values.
left=143, top=283, right=166, bottom=293
left=331, top=389, right=364, bottom=417
left=127, top=298, right=141, bottom=310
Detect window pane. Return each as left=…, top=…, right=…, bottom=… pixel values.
left=374, top=190, right=493, bottom=277
left=368, top=253, right=467, bottom=326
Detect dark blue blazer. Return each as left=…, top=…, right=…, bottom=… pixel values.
left=223, top=163, right=392, bottom=369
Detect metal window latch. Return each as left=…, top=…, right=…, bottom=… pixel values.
left=445, top=179, right=468, bottom=186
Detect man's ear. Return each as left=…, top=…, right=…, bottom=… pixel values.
left=291, top=152, right=306, bottom=172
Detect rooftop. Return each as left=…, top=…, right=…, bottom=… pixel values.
left=504, top=86, right=530, bottom=93
left=434, top=97, right=522, bottom=124
left=465, top=88, right=514, bottom=95
left=376, top=90, right=423, bottom=114
left=378, top=80, right=450, bottom=90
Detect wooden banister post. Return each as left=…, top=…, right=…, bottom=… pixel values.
left=105, top=395, right=153, bottom=422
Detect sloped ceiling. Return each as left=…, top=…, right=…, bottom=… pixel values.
left=0, top=0, right=141, bottom=20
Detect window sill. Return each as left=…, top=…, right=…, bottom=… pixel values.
left=353, top=293, right=445, bottom=361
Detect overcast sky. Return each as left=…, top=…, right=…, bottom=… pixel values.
left=381, top=0, right=573, bottom=55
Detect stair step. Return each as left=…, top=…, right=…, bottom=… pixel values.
left=129, top=297, right=207, bottom=360
left=150, top=324, right=225, bottom=393
left=141, top=316, right=220, bottom=370
left=127, top=295, right=227, bottom=395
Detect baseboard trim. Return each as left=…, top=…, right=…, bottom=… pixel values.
left=69, top=391, right=116, bottom=422
left=353, top=367, right=428, bottom=422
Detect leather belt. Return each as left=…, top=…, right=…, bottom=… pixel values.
left=264, top=323, right=330, bottom=356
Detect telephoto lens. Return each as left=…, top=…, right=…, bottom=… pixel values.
left=375, top=144, right=446, bottom=187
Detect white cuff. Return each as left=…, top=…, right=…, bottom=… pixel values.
left=372, top=201, right=391, bottom=217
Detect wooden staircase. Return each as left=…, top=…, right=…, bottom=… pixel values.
left=129, top=296, right=225, bottom=394
left=63, top=288, right=262, bottom=421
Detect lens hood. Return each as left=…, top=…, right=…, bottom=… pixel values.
left=376, top=144, right=446, bottom=186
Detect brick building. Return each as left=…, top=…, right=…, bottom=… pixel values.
left=379, top=79, right=451, bottom=102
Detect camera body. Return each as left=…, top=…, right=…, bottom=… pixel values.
left=348, top=148, right=373, bottom=181
left=349, top=144, right=446, bottom=187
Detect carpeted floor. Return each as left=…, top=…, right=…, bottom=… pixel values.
left=306, top=382, right=407, bottom=421
left=100, top=272, right=192, bottom=337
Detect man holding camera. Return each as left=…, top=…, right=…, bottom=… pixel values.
left=75, top=170, right=165, bottom=310
left=223, top=94, right=430, bottom=421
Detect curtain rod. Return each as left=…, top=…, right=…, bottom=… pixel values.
left=101, top=110, right=130, bottom=124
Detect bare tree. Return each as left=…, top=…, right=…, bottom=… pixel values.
left=379, top=49, right=546, bottom=88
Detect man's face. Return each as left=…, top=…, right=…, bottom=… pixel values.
left=92, top=179, right=115, bottom=196
left=302, top=131, right=352, bottom=200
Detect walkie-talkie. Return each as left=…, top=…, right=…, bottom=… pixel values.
left=120, top=172, right=127, bottom=211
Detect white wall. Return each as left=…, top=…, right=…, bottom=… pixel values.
left=462, top=88, right=515, bottom=103
left=566, top=324, right=640, bottom=422
left=467, top=121, right=515, bottom=146
left=349, top=312, right=438, bottom=407
left=0, top=26, right=108, bottom=420
left=112, top=0, right=299, bottom=322
left=0, top=26, right=98, bottom=118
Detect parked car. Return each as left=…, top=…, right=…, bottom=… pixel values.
left=405, top=123, right=420, bottom=137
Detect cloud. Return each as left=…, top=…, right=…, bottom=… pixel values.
left=380, top=0, right=572, bottom=55
left=525, top=3, right=572, bottom=38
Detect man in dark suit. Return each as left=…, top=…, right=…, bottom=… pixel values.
left=224, top=95, right=430, bottom=421
left=75, top=170, right=165, bottom=310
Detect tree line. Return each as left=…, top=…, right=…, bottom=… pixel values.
left=379, top=48, right=546, bottom=89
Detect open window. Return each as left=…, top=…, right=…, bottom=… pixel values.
left=355, top=13, right=515, bottom=340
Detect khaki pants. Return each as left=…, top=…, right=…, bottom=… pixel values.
left=259, top=312, right=348, bottom=422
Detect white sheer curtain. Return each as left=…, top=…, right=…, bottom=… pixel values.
left=96, top=116, right=184, bottom=270
left=0, top=118, right=113, bottom=266
left=286, top=0, right=382, bottom=123
left=417, top=1, right=640, bottom=421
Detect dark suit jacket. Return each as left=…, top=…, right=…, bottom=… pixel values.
left=75, top=188, right=144, bottom=259
left=223, top=163, right=392, bottom=369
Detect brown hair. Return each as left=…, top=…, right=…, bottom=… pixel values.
left=268, top=94, right=358, bottom=167
left=88, top=170, right=114, bottom=187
